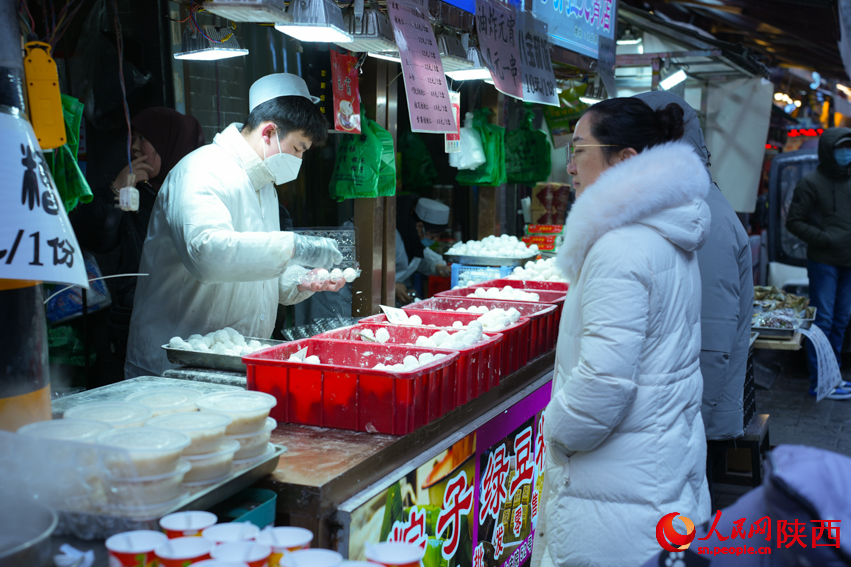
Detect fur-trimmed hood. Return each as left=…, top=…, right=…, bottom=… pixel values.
left=557, top=141, right=711, bottom=281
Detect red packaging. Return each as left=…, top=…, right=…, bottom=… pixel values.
left=331, top=48, right=361, bottom=133
left=244, top=340, right=460, bottom=435
left=526, top=224, right=563, bottom=234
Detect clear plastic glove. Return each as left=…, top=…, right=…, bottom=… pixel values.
left=291, top=234, right=343, bottom=268
left=298, top=271, right=347, bottom=293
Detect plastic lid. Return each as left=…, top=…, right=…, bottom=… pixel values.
left=18, top=418, right=112, bottom=442
left=194, top=561, right=250, bottom=567
left=211, top=542, right=272, bottom=562
left=126, top=388, right=203, bottom=414
left=97, top=427, right=191, bottom=454
left=226, top=417, right=276, bottom=439
left=64, top=402, right=153, bottom=427
left=256, top=527, right=313, bottom=549
left=105, top=530, right=167, bottom=553
left=147, top=411, right=232, bottom=431
left=232, top=444, right=276, bottom=467
left=160, top=510, right=218, bottom=532
left=365, top=542, right=425, bottom=564
left=110, top=459, right=191, bottom=483
left=202, top=522, right=260, bottom=544
left=281, top=549, right=343, bottom=567
left=196, top=392, right=277, bottom=414
left=184, top=438, right=240, bottom=461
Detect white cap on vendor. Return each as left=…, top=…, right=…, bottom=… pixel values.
left=249, top=73, right=320, bottom=111
left=835, top=133, right=851, bottom=146
left=415, top=198, right=450, bottom=228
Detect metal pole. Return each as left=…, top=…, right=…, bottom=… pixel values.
left=0, top=0, right=53, bottom=431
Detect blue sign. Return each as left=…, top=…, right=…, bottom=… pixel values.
left=531, top=0, right=617, bottom=59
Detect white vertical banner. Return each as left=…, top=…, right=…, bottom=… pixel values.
left=517, top=12, right=559, bottom=107
left=0, top=110, right=87, bottom=288
left=799, top=326, right=843, bottom=401
left=706, top=77, right=774, bottom=213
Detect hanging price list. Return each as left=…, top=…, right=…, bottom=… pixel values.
left=517, top=13, right=559, bottom=106
left=475, top=0, right=523, bottom=99
left=387, top=0, right=457, bottom=134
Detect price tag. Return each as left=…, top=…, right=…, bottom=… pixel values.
left=386, top=0, right=457, bottom=134
left=445, top=90, right=462, bottom=153
left=799, top=326, right=843, bottom=401
left=0, top=109, right=87, bottom=288
left=380, top=305, right=410, bottom=324
left=517, top=13, right=559, bottom=107
left=291, top=346, right=309, bottom=362
left=475, top=0, right=523, bottom=99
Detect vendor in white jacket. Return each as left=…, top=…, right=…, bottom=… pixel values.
left=532, top=98, right=712, bottom=567
left=125, top=74, right=344, bottom=379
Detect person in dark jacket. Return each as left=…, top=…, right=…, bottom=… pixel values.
left=71, top=107, right=205, bottom=373
left=786, top=127, right=851, bottom=400
left=636, top=91, right=753, bottom=441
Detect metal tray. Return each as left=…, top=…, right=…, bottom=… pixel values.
left=54, top=444, right=286, bottom=539
left=799, top=306, right=817, bottom=329
left=444, top=252, right=539, bottom=267
left=751, top=316, right=800, bottom=339
left=162, top=337, right=283, bottom=372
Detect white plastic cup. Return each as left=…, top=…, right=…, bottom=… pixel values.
left=211, top=541, right=272, bottom=567
left=364, top=542, right=426, bottom=567
left=280, top=549, right=343, bottom=567
left=194, top=561, right=250, bottom=567
left=160, top=510, right=218, bottom=538
left=202, top=522, right=260, bottom=545
left=255, top=527, right=313, bottom=566
left=105, top=530, right=167, bottom=567
left=155, top=536, right=214, bottom=567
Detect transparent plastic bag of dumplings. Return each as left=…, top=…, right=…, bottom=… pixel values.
left=449, top=112, right=486, bottom=171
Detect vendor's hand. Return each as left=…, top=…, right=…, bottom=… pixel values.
left=395, top=282, right=411, bottom=304
left=297, top=269, right=347, bottom=293
left=292, top=234, right=344, bottom=268
left=113, top=156, right=154, bottom=191
left=436, top=264, right=451, bottom=278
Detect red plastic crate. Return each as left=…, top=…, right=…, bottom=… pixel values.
left=243, top=339, right=459, bottom=435
left=405, top=298, right=558, bottom=360
left=468, top=279, right=569, bottom=293
left=316, top=323, right=504, bottom=406
left=361, top=309, right=531, bottom=377
left=435, top=287, right=566, bottom=333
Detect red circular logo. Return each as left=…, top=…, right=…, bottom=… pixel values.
left=656, top=512, right=696, bottom=552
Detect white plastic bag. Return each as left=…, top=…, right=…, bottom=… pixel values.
left=449, top=112, right=486, bottom=171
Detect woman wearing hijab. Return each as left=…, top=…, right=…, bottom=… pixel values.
left=72, top=107, right=205, bottom=377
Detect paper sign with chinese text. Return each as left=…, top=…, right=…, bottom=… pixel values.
left=445, top=90, right=462, bottom=153
left=532, top=0, right=618, bottom=60
left=386, top=0, right=457, bottom=134
left=517, top=12, right=559, bottom=106
left=331, top=48, right=361, bottom=134
left=0, top=111, right=87, bottom=287
left=475, top=0, right=523, bottom=99
left=800, top=326, right=843, bottom=401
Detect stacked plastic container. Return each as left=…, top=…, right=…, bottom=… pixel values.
left=436, top=285, right=567, bottom=321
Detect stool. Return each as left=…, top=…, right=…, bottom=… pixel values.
left=706, top=414, right=770, bottom=509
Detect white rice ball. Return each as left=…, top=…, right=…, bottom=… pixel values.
left=375, top=328, right=391, bottom=344
left=418, top=352, right=435, bottom=365
left=408, top=315, right=423, bottom=326
left=452, top=321, right=464, bottom=329
left=431, top=330, right=450, bottom=347
left=168, top=337, right=186, bottom=349
left=248, top=340, right=262, bottom=350
left=211, top=343, right=228, bottom=354
left=188, top=334, right=203, bottom=341
left=403, top=355, right=419, bottom=368
left=213, top=330, right=230, bottom=344
left=202, top=335, right=215, bottom=348
left=305, top=355, right=321, bottom=364
left=330, top=268, right=343, bottom=280
left=373, top=363, right=386, bottom=370
left=360, top=329, right=375, bottom=341
left=343, top=268, right=358, bottom=282
left=196, top=343, right=210, bottom=351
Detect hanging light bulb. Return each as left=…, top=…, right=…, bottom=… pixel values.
left=445, top=47, right=492, bottom=81
left=174, top=27, right=249, bottom=61
left=275, top=0, right=353, bottom=44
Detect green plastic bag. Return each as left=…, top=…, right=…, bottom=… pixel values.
left=45, top=94, right=93, bottom=212
left=399, top=130, right=437, bottom=193
left=456, top=108, right=507, bottom=186
left=506, top=110, right=552, bottom=184
left=329, top=111, right=396, bottom=201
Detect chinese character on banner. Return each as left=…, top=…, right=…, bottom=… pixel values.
left=516, top=13, right=559, bottom=106
left=436, top=471, right=474, bottom=560
left=513, top=506, right=524, bottom=538
left=388, top=507, right=428, bottom=549
left=531, top=490, right=539, bottom=524
left=479, top=444, right=511, bottom=524
left=811, top=520, right=841, bottom=548
left=493, top=523, right=505, bottom=559
left=535, top=413, right=546, bottom=480
left=749, top=516, right=771, bottom=540
left=330, top=48, right=361, bottom=134
left=472, top=543, right=486, bottom=567
left=778, top=520, right=808, bottom=548
left=475, top=0, right=523, bottom=99
left=509, top=426, right=534, bottom=498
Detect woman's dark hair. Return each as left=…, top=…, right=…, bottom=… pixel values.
left=241, top=95, right=328, bottom=146
left=586, top=98, right=684, bottom=162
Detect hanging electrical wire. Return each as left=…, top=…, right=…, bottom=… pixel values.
left=188, top=2, right=234, bottom=43
left=111, top=0, right=133, bottom=176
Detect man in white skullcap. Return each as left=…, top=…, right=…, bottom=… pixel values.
left=126, top=73, right=344, bottom=379
left=395, top=196, right=451, bottom=304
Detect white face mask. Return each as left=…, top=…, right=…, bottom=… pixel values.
left=263, top=130, right=302, bottom=185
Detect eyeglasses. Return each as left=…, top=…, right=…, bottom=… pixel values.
left=566, top=143, right=623, bottom=163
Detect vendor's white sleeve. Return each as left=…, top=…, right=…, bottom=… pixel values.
left=418, top=247, right=446, bottom=276
left=279, top=265, right=315, bottom=305
left=395, top=230, right=409, bottom=282
left=164, top=169, right=296, bottom=284
left=544, top=249, right=649, bottom=454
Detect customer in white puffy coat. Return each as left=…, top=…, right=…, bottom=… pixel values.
left=531, top=98, right=712, bottom=567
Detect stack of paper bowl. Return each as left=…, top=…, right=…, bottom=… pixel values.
left=96, top=427, right=191, bottom=511
left=126, top=388, right=203, bottom=417
left=182, top=438, right=241, bottom=486
left=64, top=401, right=153, bottom=428
left=196, top=392, right=278, bottom=468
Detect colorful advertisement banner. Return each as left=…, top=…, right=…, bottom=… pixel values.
left=531, top=0, right=618, bottom=60
left=475, top=0, right=523, bottom=99
left=347, top=382, right=552, bottom=567
left=387, top=0, right=457, bottom=134
left=445, top=91, right=462, bottom=153
left=330, top=48, right=361, bottom=134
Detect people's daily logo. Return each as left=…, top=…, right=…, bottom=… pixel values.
left=656, top=512, right=696, bottom=552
